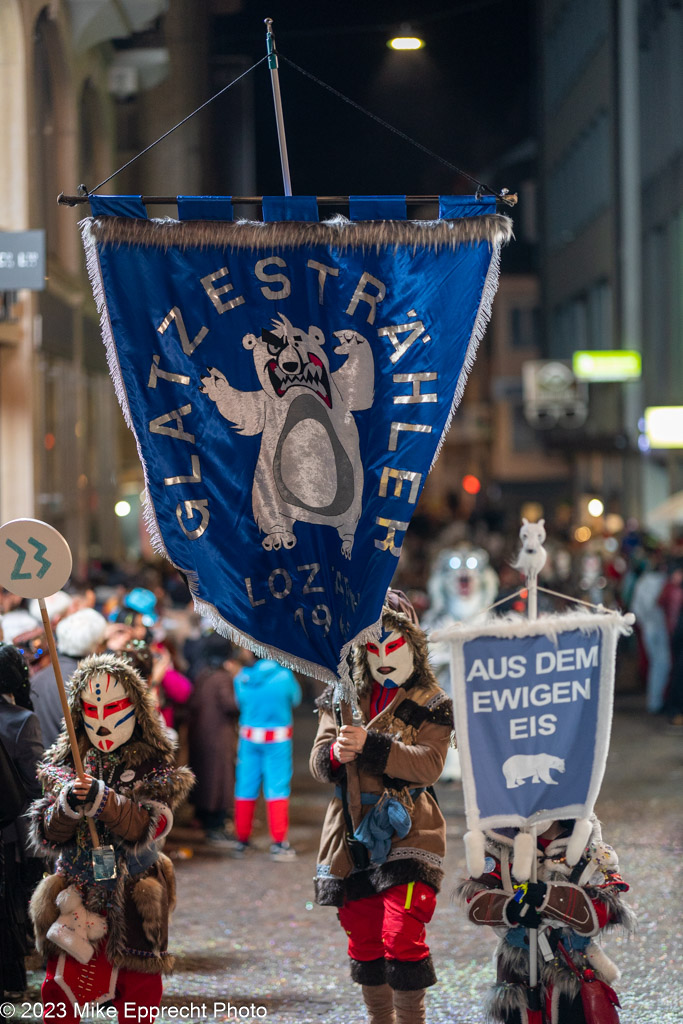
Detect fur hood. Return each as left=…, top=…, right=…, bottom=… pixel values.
left=43, top=652, right=175, bottom=769
left=353, top=606, right=439, bottom=699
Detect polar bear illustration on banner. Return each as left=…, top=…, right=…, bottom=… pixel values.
left=200, top=314, right=374, bottom=557
left=502, top=752, right=565, bottom=788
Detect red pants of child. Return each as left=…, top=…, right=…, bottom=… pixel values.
left=43, top=954, right=162, bottom=1024
left=338, top=881, right=436, bottom=962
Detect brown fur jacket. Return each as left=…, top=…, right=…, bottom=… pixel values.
left=29, top=654, right=194, bottom=974
left=310, top=608, right=453, bottom=906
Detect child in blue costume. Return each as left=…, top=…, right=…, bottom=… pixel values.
left=232, top=658, right=301, bottom=859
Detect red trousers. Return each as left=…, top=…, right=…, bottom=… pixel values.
left=42, top=955, right=162, bottom=1024
left=337, top=882, right=436, bottom=962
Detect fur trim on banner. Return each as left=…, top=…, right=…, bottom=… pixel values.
left=432, top=607, right=634, bottom=646
left=385, top=954, right=437, bottom=990
left=512, top=831, right=535, bottom=882
left=565, top=818, right=593, bottom=866
left=83, top=214, right=514, bottom=255
left=464, top=830, right=487, bottom=879
left=350, top=957, right=386, bottom=986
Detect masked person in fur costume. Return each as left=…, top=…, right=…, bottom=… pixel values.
left=456, top=818, right=636, bottom=1024
left=28, top=653, right=194, bottom=1022
left=309, top=590, right=454, bottom=1024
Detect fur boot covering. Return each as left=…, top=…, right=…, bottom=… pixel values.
left=29, top=653, right=194, bottom=975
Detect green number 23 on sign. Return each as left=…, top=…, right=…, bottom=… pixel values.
left=5, top=537, right=52, bottom=580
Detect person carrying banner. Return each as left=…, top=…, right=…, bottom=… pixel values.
left=28, top=652, right=194, bottom=1023
left=456, top=817, right=636, bottom=1024
left=310, top=590, right=453, bottom=1024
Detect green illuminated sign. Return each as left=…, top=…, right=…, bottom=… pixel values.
left=572, top=350, right=642, bottom=382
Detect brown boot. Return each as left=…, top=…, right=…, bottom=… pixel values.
left=393, top=987, right=426, bottom=1024
left=362, top=983, right=397, bottom=1024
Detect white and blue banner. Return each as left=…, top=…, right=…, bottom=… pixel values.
left=434, top=611, right=632, bottom=829
left=82, top=197, right=512, bottom=682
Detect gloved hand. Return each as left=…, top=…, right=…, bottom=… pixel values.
left=65, top=777, right=100, bottom=810
left=505, top=881, right=548, bottom=928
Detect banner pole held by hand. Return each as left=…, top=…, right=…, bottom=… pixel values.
left=0, top=518, right=102, bottom=850
left=37, top=597, right=100, bottom=849
left=517, top=516, right=548, bottom=1007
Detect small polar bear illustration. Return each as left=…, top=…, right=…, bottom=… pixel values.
left=200, top=313, right=374, bottom=557
left=512, top=518, right=547, bottom=578
left=502, top=752, right=565, bottom=789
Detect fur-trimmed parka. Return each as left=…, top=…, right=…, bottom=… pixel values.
left=455, top=820, right=636, bottom=1024
left=29, top=653, right=194, bottom=975
left=310, top=607, right=453, bottom=907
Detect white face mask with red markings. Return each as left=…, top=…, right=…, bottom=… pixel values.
left=365, top=628, right=414, bottom=688
left=81, top=671, right=137, bottom=752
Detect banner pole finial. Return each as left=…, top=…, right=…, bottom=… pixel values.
left=264, top=18, right=293, bottom=197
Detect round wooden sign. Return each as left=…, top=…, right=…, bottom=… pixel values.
left=0, top=518, right=72, bottom=599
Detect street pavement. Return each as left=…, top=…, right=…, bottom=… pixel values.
left=23, top=691, right=683, bottom=1024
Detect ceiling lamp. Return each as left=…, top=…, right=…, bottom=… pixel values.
left=388, top=25, right=425, bottom=50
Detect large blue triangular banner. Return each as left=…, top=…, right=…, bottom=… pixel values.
left=82, top=201, right=512, bottom=682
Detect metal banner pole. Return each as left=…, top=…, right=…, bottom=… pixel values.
left=265, top=18, right=293, bottom=196
left=526, top=539, right=540, bottom=1015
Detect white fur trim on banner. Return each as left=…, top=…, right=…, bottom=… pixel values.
left=565, top=817, right=593, bottom=866
left=464, top=829, right=487, bottom=878
left=512, top=830, right=535, bottom=882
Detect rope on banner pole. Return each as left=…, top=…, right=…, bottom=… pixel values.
left=57, top=55, right=269, bottom=201
left=277, top=53, right=516, bottom=206
left=55, top=22, right=517, bottom=208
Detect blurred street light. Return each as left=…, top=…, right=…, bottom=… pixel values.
left=587, top=498, right=604, bottom=517
left=387, top=25, right=425, bottom=50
